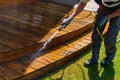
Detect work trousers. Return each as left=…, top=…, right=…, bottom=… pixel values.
left=91, top=8, right=120, bottom=62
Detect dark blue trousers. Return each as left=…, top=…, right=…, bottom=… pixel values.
left=91, top=8, right=120, bottom=62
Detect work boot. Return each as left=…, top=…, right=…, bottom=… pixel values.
left=101, top=58, right=112, bottom=67
left=84, top=59, right=98, bottom=67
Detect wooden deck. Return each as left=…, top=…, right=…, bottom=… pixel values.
left=0, top=0, right=71, bottom=62
left=0, top=0, right=94, bottom=63
left=0, top=0, right=94, bottom=79
left=0, top=31, right=92, bottom=80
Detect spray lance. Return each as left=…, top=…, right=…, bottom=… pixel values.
left=35, top=23, right=70, bottom=56
left=33, top=16, right=74, bottom=57
left=57, top=24, right=66, bottom=31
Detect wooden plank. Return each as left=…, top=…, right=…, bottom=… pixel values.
left=0, top=10, right=57, bottom=31
left=4, top=61, right=35, bottom=75
left=36, top=0, right=71, bottom=13
left=79, top=33, right=92, bottom=44
left=60, top=45, right=77, bottom=53
left=0, top=9, right=52, bottom=26
left=85, top=35, right=91, bottom=41
left=81, top=39, right=92, bottom=44
left=44, top=51, right=65, bottom=61
left=35, top=56, right=51, bottom=65
left=65, top=38, right=87, bottom=48
left=0, top=43, right=41, bottom=63
left=16, top=3, right=66, bottom=20
left=18, top=2, right=59, bottom=14
left=63, top=23, right=82, bottom=32
left=0, top=37, right=24, bottom=49
left=22, top=60, right=46, bottom=70
left=16, top=56, right=46, bottom=69
left=0, top=65, right=22, bottom=80
left=45, top=44, right=71, bottom=56
left=0, top=30, right=35, bottom=47
left=75, top=41, right=88, bottom=47
left=0, top=0, right=36, bottom=8
left=67, top=42, right=83, bottom=50
left=76, top=11, right=94, bottom=20
left=51, top=49, right=70, bottom=56
left=0, top=25, right=45, bottom=43
left=36, top=56, right=56, bottom=63
left=0, top=3, right=66, bottom=24
left=0, top=77, right=5, bottom=80
left=0, top=44, right=12, bottom=53
left=21, top=53, right=53, bottom=65
left=0, top=17, right=46, bottom=41
left=59, top=33, right=91, bottom=53
left=40, top=28, right=67, bottom=42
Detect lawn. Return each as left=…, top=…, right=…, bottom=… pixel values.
left=38, top=32, right=120, bottom=80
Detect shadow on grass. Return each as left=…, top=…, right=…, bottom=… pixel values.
left=88, top=62, right=115, bottom=80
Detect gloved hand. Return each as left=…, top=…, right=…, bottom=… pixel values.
left=58, top=16, right=73, bottom=31
left=97, top=16, right=109, bottom=27
left=62, top=16, right=73, bottom=27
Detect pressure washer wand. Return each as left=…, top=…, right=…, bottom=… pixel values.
left=57, top=24, right=66, bottom=31
left=34, top=24, right=66, bottom=56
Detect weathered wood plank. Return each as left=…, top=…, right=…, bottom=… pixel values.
left=16, top=4, right=66, bottom=21
left=0, top=10, right=58, bottom=31
left=0, top=45, right=12, bottom=53
left=44, top=51, right=65, bottom=61
left=4, top=61, right=35, bottom=75
left=0, top=43, right=42, bottom=62
left=0, top=65, right=22, bottom=80
left=0, top=30, right=35, bottom=47
left=0, top=77, right=5, bottom=80
left=35, top=56, right=51, bottom=65
left=16, top=56, right=46, bottom=69
left=0, top=18, right=45, bottom=42
left=0, top=0, right=40, bottom=9
left=60, top=45, right=77, bottom=53
left=0, top=15, right=47, bottom=38
left=36, top=56, right=56, bottom=63
left=0, top=36, right=24, bottom=49
left=36, top=0, right=71, bottom=13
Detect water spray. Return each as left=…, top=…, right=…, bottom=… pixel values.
left=35, top=25, right=66, bottom=55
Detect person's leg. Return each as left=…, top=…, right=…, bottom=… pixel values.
left=101, top=16, right=120, bottom=66
left=84, top=8, right=107, bottom=67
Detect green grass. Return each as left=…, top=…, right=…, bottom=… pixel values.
left=38, top=33, right=120, bottom=80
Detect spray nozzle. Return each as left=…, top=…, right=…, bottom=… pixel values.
left=57, top=24, right=66, bottom=31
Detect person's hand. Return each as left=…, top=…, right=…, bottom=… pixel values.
left=97, top=16, right=109, bottom=27
left=62, top=16, right=73, bottom=27
left=58, top=16, right=73, bottom=31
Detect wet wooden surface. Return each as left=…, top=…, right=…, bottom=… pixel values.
left=0, top=0, right=94, bottom=63
left=0, top=0, right=95, bottom=79
left=0, top=0, right=71, bottom=56
left=1, top=32, right=92, bottom=80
